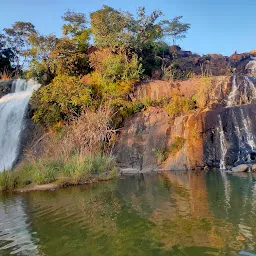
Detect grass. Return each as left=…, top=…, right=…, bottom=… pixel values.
left=0, top=154, right=118, bottom=191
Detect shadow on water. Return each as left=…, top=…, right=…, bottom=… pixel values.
left=0, top=171, right=256, bottom=255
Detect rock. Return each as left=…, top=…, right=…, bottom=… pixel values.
left=245, top=60, right=256, bottom=75
left=231, top=164, right=249, bottom=173
left=114, top=107, right=170, bottom=171
left=252, top=164, right=256, bottom=172
left=115, top=75, right=256, bottom=172
left=0, top=80, right=13, bottom=98
left=133, top=80, right=172, bottom=102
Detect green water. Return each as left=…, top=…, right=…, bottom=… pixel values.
left=0, top=171, right=256, bottom=256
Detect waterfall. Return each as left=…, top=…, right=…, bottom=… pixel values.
left=227, top=76, right=239, bottom=107
left=232, top=109, right=245, bottom=161
left=227, top=76, right=256, bottom=107
left=217, top=115, right=228, bottom=169
left=240, top=109, right=256, bottom=151
left=0, top=79, right=40, bottom=172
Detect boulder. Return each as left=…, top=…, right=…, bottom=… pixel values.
left=231, top=164, right=249, bottom=173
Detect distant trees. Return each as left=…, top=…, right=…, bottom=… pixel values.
left=162, top=16, right=190, bottom=45
left=4, top=22, right=37, bottom=69
left=1, top=6, right=191, bottom=127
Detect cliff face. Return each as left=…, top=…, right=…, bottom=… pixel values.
left=115, top=62, right=256, bottom=171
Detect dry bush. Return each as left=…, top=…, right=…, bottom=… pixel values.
left=34, top=105, right=116, bottom=160
left=194, top=76, right=212, bottom=109
left=64, top=105, right=116, bottom=156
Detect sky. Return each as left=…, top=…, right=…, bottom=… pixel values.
left=0, top=0, right=255, bottom=56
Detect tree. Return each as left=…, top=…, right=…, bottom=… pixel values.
left=4, top=22, right=37, bottom=69
left=62, top=10, right=87, bottom=37
left=162, top=16, right=190, bottom=45
left=132, top=7, right=163, bottom=50
left=27, top=34, right=58, bottom=83
left=26, top=11, right=91, bottom=82
left=0, top=33, right=15, bottom=75
left=90, top=5, right=133, bottom=49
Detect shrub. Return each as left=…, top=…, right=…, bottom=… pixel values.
left=165, top=92, right=195, bottom=119
left=32, top=75, right=92, bottom=126
left=89, top=49, right=143, bottom=84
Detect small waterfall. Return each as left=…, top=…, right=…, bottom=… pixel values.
left=217, top=115, right=228, bottom=169
left=227, top=76, right=256, bottom=107
left=240, top=109, right=256, bottom=151
left=227, top=76, right=239, bottom=107
left=232, top=109, right=245, bottom=161
left=0, top=79, right=40, bottom=172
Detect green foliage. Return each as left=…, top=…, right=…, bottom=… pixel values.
left=165, top=93, right=195, bottom=119
left=62, top=10, right=88, bottom=38
left=0, top=170, right=16, bottom=190
left=2, top=7, right=191, bottom=128
left=61, top=154, right=117, bottom=182
left=32, top=75, right=92, bottom=126
left=0, top=154, right=117, bottom=191
left=90, top=5, right=132, bottom=49
left=162, top=16, right=190, bottom=45
left=90, top=6, right=188, bottom=76
left=4, top=21, right=37, bottom=68
left=89, top=49, right=143, bottom=85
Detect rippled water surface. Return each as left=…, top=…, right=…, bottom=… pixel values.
left=0, top=171, right=256, bottom=255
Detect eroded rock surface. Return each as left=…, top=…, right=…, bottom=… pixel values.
left=116, top=74, right=256, bottom=171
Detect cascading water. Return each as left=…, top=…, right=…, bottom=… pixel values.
left=240, top=108, right=256, bottom=151
left=227, top=76, right=256, bottom=107
left=217, top=115, right=228, bottom=170
left=0, top=79, right=40, bottom=172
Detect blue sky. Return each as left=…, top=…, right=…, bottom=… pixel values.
left=1, top=0, right=255, bottom=56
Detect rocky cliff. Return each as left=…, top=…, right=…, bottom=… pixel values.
left=115, top=60, right=256, bottom=172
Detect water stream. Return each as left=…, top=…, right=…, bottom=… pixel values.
left=0, top=79, right=40, bottom=172
left=217, top=115, right=228, bottom=169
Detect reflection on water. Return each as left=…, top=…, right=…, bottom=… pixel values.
left=0, top=196, right=39, bottom=255
left=0, top=171, right=256, bottom=255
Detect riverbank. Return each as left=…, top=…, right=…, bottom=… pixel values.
left=0, top=153, right=118, bottom=192
left=0, top=165, right=163, bottom=193
left=12, top=175, right=114, bottom=193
